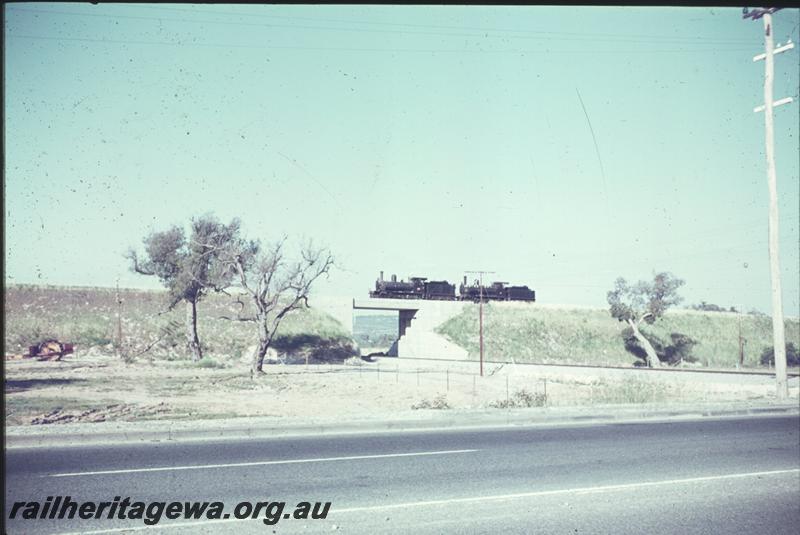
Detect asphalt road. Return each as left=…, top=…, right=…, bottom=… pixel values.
left=5, top=415, right=799, bottom=534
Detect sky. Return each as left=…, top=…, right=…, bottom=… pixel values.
left=4, top=4, right=800, bottom=316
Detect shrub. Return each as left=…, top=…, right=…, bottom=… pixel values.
left=691, top=302, right=738, bottom=313
left=411, top=394, right=450, bottom=410
left=8, top=322, right=60, bottom=351
left=193, top=356, right=227, bottom=369
left=271, top=334, right=358, bottom=364
left=489, top=388, right=547, bottom=408
left=73, top=324, right=114, bottom=347
left=623, top=328, right=698, bottom=366
left=760, top=343, right=800, bottom=367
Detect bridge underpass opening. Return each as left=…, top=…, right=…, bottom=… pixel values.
left=352, top=298, right=468, bottom=359
left=352, top=310, right=402, bottom=356
left=352, top=299, right=421, bottom=356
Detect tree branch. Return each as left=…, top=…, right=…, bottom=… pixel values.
left=126, top=249, right=156, bottom=276
left=218, top=315, right=257, bottom=322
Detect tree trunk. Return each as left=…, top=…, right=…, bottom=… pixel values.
left=251, top=320, right=269, bottom=374
left=186, top=299, right=203, bottom=362
left=628, top=319, right=661, bottom=368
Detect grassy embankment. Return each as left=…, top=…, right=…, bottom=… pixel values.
left=437, top=303, right=800, bottom=369
left=4, top=284, right=354, bottom=364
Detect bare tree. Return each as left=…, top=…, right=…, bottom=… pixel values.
left=220, top=238, right=334, bottom=374
left=126, top=214, right=243, bottom=361
left=607, top=272, right=684, bottom=368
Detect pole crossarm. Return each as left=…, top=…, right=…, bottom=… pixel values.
left=754, top=96, right=794, bottom=113
left=753, top=39, right=794, bottom=61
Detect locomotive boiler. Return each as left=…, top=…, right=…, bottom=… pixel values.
left=370, top=272, right=456, bottom=300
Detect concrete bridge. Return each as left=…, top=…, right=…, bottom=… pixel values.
left=352, top=298, right=469, bottom=359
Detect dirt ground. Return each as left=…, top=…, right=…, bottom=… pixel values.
left=6, top=351, right=798, bottom=427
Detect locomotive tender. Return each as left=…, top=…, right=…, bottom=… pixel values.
left=370, top=272, right=535, bottom=302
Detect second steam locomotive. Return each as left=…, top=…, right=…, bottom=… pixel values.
left=369, top=271, right=535, bottom=302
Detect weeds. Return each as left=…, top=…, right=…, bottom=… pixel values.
left=588, top=378, right=670, bottom=404
left=73, top=324, right=114, bottom=347
left=193, top=356, right=227, bottom=369
left=411, top=394, right=450, bottom=410
left=489, top=388, right=547, bottom=408
left=7, top=321, right=59, bottom=351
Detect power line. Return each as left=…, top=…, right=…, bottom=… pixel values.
left=521, top=234, right=800, bottom=276
left=575, top=88, right=609, bottom=221
left=129, top=4, right=761, bottom=45
left=5, top=33, right=755, bottom=55
left=6, top=6, right=758, bottom=47
left=527, top=216, right=798, bottom=260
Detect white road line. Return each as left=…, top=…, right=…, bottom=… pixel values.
left=56, top=518, right=253, bottom=534
left=46, top=449, right=479, bottom=478
left=333, top=467, right=800, bottom=513
left=51, top=468, right=800, bottom=534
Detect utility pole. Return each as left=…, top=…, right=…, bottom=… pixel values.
left=737, top=304, right=746, bottom=369
left=744, top=7, right=794, bottom=399
left=115, top=278, right=123, bottom=358
left=465, top=270, right=495, bottom=377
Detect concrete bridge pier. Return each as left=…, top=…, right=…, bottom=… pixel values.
left=399, top=309, right=416, bottom=337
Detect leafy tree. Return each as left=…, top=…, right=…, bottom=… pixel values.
left=760, top=343, right=800, bottom=367
left=607, top=272, right=685, bottom=368
left=219, top=237, right=334, bottom=374
left=126, top=214, right=242, bottom=361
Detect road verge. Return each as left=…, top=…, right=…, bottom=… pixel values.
left=6, top=400, right=798, bottom=449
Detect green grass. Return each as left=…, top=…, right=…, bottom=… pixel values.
left=437, top=303, right=800, bottom=369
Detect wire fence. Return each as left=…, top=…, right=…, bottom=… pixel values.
left=275, top=358, right=785, bottom=407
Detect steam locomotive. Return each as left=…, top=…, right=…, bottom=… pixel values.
left=369, top=272, right=535, bottom=302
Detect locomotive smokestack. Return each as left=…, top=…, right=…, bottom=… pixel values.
left=380, top=270, right=384, bottom=282
left=463, top=275, right=467, bottom=286
left=391, top=274, right=397, bottom=282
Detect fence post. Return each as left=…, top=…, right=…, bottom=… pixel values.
left=506, top=375, right=509, bottom=405
left=446, top=369, right=449, bottom=391
left=417, top=368, right=419, bottom=387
